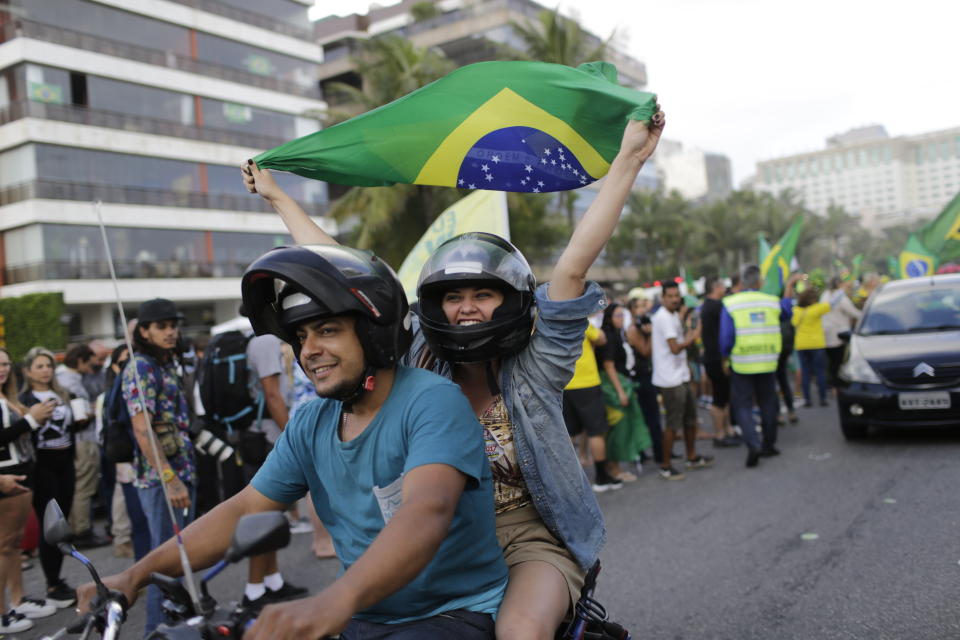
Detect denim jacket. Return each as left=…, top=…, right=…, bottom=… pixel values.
left=405, top=281, right=608, bottom=570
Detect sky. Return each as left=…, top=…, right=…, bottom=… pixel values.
left=317, top=0, right=960, bottom=184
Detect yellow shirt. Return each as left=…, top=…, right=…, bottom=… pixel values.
left=792, top=302, right=831, bottom=351
left=565, top=324, right=602, bottom=390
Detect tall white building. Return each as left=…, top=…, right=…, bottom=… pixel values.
left=754, top=125, right=960, bottom=229
left=0, top=0, right=331, bottom=341
left=653, top=139, right=732, bottom=202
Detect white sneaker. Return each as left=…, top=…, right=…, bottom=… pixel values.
left=288, top=518, right=313, bottom=534
left=13, top=597, right=57, bottom=619
left=0, top=611, right=34, bottom=633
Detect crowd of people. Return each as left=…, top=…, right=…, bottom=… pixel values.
left=568, top=267, right=870, bottom=487
left=0, top=301, right=331, bottom=635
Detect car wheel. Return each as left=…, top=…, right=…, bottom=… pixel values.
left=840, top=418, right=868, bottom=440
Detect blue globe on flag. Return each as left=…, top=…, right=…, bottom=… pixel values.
left=905, top=259, right=931, bottom=278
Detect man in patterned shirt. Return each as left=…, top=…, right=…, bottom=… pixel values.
left=122, top=297, right=197, bottom=638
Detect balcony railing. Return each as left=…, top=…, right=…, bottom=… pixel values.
left=164, top=0, right=314, bottom=41
left=0, top=180, right=325, bottom=215
left=4, top=259, right=253, bottom=285
left=0, top=100, right=290, bottom=151
left=2, top=20, right=320, bottom=99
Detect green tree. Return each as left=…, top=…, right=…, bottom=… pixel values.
left=410, top=1, right=440, bottom=22
left=508, top=8, right=614, bottom=233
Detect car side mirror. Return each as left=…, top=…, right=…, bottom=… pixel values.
left=223, top=512, right=290, bottom=564
left=838, top=330, right=852, bottom=343
left=43, top=500, right=73, bottom=547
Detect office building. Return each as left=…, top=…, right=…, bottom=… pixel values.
left=754, top=125, right=960, bottom=228
left=0, top=0, right=330, bottom=341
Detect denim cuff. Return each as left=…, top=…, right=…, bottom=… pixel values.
left=535, top=281, right=606, bottom=321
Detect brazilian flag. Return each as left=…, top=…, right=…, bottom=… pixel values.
left=760, top=217, right=803, bottom=296
left=898, top=233, right=937, bottom=278
left=255, top=61, right=657, bottom=193
left=918, top=190, right=960, bottom=264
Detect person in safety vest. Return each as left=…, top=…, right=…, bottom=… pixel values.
left=719, top=265, right=800, bottom=468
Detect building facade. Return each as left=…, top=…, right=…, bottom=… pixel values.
left=754, top=125, right=960, bottom=229
left=0, top=0, right=330, bottom=341
left=315, top=0, right=647, bottom=96
left=653, top=139, right=732, bottom=203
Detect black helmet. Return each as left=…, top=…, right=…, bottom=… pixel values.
left=416, top=232, right=536, bottom=363
left=241, top=245, right=412, bottom=370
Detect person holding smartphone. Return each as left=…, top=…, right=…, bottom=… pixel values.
left=19, top=347, right=77, bottom=608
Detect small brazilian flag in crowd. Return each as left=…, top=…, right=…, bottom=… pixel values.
left=917, top=190, right=960, bottom=265
left=760, top=217, right=803, bottom=296
left=255, top=61, right=657, bottom=193
left=898, top=233, right=937, bottom=278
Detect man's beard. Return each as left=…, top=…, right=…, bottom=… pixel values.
left=315, top=370, right=364, bottom=402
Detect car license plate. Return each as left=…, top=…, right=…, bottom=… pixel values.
left=898, top=392, right=951, bottom=410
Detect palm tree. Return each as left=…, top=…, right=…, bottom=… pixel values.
left=509, top=7, right=611, bottom=67
left=322, top=36, right=458, bottom=259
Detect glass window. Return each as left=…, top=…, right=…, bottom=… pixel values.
left=927, top=143, right=937, bottom=162
left=211, top=231, right=293, bottom=267
left=196, top=33, right=316, bottom=88
left=940, top=141, right=950, bottom=161
left=18, top=0, right=192, bottom=57
left=0, top=145, right=37, bottom=188
left=200, top=98, right=295, bottom=139
left=859, top=286, right=960, bottom=335
left=883, top=147, right=892, bottom=163
left=34, top=144, right=200, bottom=192
left=25, top=65, right=71, bottom=105
left=916, top=147, right=924, bottom=164
left=216, top=0, right=309, bottom=27
left=88, top=75, right=194, bottom=124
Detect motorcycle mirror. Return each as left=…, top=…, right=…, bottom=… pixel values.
left=43, top=500, right=73, bottom=547
left=224, top=512, right=290, bottom=564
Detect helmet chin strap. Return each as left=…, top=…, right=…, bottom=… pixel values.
left=336, top=362, right=377, bottom=408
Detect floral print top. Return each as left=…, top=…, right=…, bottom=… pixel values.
left=122, top=354, right=196, bottom=489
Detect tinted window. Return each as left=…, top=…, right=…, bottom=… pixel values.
left=201, top=98, right=294, bottom=138
left=19, top=0, right=192, bottom=57
left=196, top=33, right=316, bottom=87
left=860, top=285, right=960, bottom=335
left=88, top=75, right=195, bottom=124
left=35, top=145, right=200, bottom=192
left=216, top=0, right=309, bottom=26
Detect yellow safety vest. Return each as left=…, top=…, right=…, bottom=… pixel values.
left=723, top=291, right=782, bottom=374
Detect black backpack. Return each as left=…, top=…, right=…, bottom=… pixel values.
left=198, top=331, right=262, bottom=433
left=102, top=358, right=163, bottom=464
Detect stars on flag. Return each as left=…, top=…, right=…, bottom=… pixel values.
left=491, top=155, right=500, bottom=164
left=485, top=173, right=494, bottom=182
left=524, top=165, right=533, bottom=173
left=481, top=164, right=489, bottom=172
left=458, top=178, right=464, bottom=186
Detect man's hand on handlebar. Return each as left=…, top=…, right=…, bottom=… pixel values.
left=243, top=591, right=354, bottom=640
left=77, top=571, right=139, bottom=616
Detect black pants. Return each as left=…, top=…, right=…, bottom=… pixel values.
left=730, top=372, right=779, bottom=452
left=32, top=447, right=75, bottom=588
left=825, top=346, right=845, bottom=387
left=776, top=349, right=794, bottom=413
left=341, top=609, right=495, bottom=639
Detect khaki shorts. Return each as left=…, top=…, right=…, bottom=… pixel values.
left=495, top=504, right=585, bottom=611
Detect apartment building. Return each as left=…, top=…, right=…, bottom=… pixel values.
left=0, top=0, right=331, bottom=340
left=754, top=125, right=960, bottom=229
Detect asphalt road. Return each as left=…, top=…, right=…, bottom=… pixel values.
left=21, top=402, right=960, bottom=639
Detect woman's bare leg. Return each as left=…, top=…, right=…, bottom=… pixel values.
left=0, top=492, right=32, bottom=610
left=496, top=560, right=569, bottom=640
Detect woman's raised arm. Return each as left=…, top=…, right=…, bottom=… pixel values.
left=549, top=109, right=665, bottom=301
left=242, top=160, right=338, bottom=246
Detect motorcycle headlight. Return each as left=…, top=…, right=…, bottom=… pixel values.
left=839, top=342, right=881, bottom=384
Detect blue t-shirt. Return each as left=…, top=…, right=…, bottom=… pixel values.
left=252, top=366, right=507, bottom=624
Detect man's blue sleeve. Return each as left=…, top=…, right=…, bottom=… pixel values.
left=719, top=307, right=735, bottom=357
left=780, top=297, right=794, bottom=321
left=402, top=378, right=487, bottom=489
left=251, top=409, right=310, bottom=505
